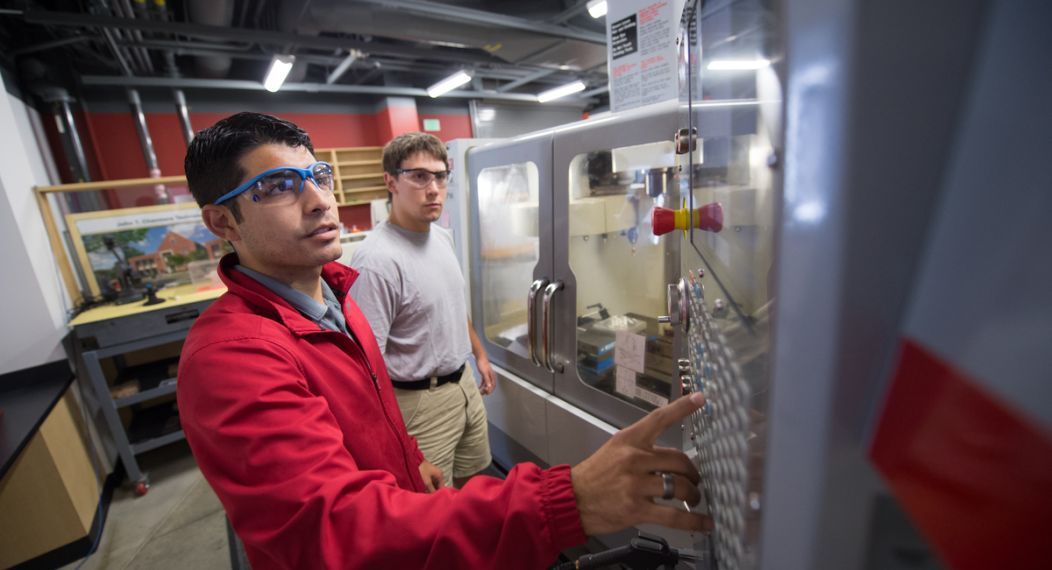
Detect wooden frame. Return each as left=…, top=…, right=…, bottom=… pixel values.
left=35, top=175, right=188, bottom=306
left=65, top=202, right=228, bottom=298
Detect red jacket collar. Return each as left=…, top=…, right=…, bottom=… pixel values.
left=216, top=253, right=361, bottom=335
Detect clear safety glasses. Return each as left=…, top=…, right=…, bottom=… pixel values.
left=214, top=162, right=335, bottom=206
left=395, top=168, right=451, bottom=189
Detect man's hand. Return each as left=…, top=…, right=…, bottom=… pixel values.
left=419, top=460, right=444, bottom=493
left=468, top=320, right=496, bottom=396
left=476, top=357, right=496, bottom=396
left=570, top=392, right=713, bottom=536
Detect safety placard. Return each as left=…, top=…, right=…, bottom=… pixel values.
left=607, top=0, right=684, bottom=112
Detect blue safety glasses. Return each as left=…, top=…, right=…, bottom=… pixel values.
left=214, top=162, right=335, bottom=206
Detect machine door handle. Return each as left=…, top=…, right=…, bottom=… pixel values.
left=527, top=279, right=549, bottom=367
left=541, top=281, right=564, bottom=373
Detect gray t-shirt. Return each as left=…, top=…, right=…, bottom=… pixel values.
left=349, top=221, right=471, bottom=381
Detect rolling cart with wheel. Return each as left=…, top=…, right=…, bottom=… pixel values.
left=69, top=285, right=222, bottom=496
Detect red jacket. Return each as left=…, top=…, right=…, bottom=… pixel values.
left=178, top=254, right=586, bottom=569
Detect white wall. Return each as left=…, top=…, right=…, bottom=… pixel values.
left=0, top=74, right=70, bottom=374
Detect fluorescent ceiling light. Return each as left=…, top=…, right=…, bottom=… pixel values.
left=427, top=70, right=472, bottom=98
left=477, top=107, right=496, bottom=121
left=537, top=80, right=586, bottom=103
left=263, top=55, right=295, bottom=92
left=587, top=0, right=607, bottom=18
left=707, top=59, right=771, bottom=71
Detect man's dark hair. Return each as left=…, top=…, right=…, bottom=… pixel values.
left=382, top=132, right=448, bottom=175
left=185, top=112, right=315, bottom=222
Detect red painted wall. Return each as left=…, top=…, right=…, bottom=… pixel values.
left=419, top=113, right=474, bottom=141
left=85, top=111, right=383, bottom=181
left=75, top=111, right=384, bottom=217
left=48, top=107, right=471, bottom=228
left=40, top=109, right=127, bottom=208
left=190, top=112, right=383, bottom=150
left=338, top=206, right=374, bottom=233
left=376, top=104, right=421, bottom=143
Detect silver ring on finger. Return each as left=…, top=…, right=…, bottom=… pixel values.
left=660, top=472, right=675, bottom=500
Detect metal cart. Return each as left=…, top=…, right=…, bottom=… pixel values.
left=69, top=284, right=222, bottom=495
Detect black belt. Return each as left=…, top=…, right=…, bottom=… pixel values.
left=391, top=364, right=465, bottom=391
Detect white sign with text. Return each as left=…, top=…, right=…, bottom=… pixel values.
left=607, top=0, right=685, bottom=112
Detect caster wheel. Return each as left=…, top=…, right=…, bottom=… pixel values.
left=134, top=480, right=150, bottom=496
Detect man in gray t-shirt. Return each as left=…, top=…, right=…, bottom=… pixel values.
left=350, top=132, right=495, bottom=488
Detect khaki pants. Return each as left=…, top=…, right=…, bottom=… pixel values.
left=393, top=365, right=491, bottom=487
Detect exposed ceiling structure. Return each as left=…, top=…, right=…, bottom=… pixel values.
left=0, top=0, right=611, bottom=107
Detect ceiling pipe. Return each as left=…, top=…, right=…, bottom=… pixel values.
left=13, top=36, right=93, bottom=56
left=100, top=26, right=135, bottom=75
left=37, top=87, right=105, bottom=214
left=326, top=50, right=360, bottom=84
left=352, top=63, right=384, bottom=85
left=24, top=9, right=507, bottom=65
left=127, top=89, right=169, bottom=203
left=353, top=0, right=606, bottom=44
left=253, top=0, right=268, bottom=28
left=113, top=40, right=579, bottom=87
left=49, top=95, right=96, bottom=295
left=173, top=89, right=194, bottom=146
left=162, top=50, right=179, bottom=77
left=119, top=38, right=255, bottom=52
left=362, top=58, right=555, bottom=81
left=185, top=0, right=234, bottom=78
left=41, top=90, right=92, bottom=184
left=82, top=75, right=598, bottom=104
left=550, top=1, right=593, bottom=24
left=99, top=0, right=146, bottom=73
left=118, top=40, right=339, bottom=64
left=581, top=85, right=609, bottom=97
left=497, top=68, right=557, bottom=92
left=114, top=0, right=154, bottom=75
left=93, top=1, right=130, bottom=72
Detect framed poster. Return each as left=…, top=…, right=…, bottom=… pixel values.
left=66, top=203, right=231, bottom=298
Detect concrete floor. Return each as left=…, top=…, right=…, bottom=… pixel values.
left=59, top=441, right=513, bottom=570
left=61, top=441, right=230, bottom=570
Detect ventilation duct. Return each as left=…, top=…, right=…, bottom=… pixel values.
left=187, top=0, right=234, bottom=78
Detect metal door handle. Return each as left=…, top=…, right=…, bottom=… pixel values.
left=541, top=281, right=564, bottom=373
left=527, top=279, right=549, bottom=367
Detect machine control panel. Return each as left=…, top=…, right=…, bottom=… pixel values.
left=681, top=269, right=760, bottom=570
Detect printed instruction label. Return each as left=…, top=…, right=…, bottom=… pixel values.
left=614, top=330, right=647, bottom=373
left=607, top=0, right=683, bottom=112
left=615, top=366, right=638, bottom=397
left=635, top=386, right=669, bottom=407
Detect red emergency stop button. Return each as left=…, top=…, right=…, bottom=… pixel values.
left=652, top=203, right=724, bottom=236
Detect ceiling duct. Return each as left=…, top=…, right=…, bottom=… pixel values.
left=186, top=0, right=234, bottom=78
left=304, top=0, right=607, bottom=73
left=275, top=0, right=313, bottom=85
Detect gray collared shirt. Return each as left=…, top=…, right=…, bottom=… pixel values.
left=235, top=265, right=351, bottom=337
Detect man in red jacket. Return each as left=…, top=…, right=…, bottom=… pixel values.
left=177, top=112, right=711, bottom=569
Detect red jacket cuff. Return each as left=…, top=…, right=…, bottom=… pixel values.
left=541, top=464, right=588, bottom=550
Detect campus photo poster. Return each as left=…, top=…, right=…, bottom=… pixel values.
left=66, top=203, right=231, bottom=298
